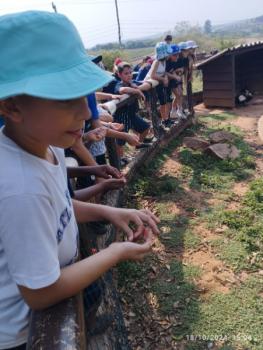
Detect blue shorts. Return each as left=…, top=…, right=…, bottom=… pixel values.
left=114, top=113, right=150, bottom=146
left=169, top=79, right=182, bottom=89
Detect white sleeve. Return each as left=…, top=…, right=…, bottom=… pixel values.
left=0, top=194, right=60, bottom=289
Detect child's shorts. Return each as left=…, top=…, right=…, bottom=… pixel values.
left=155, top=84, right=168, bottom=105
left=169, top=79, right=183, bottom=89
left=115, top=114, right=150, bottom=146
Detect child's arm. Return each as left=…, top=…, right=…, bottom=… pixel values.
left=167, top=71, right=182, bottom=81
left=96, top=91, right=122, bottom=101
left=72, top=200, right=160, bottom=239
left=73, top=178, right=126, bottom=201
left=19, top=234, right=153, bottom=310
left=67, top=164, right=122, bottom=179
left=71, top=138, right=97, bottom=166
left=118, top=86, right=145, bottom=101
left=105, top=128, right=140, bottom=146
left=138, top=81, right=152, bottom=91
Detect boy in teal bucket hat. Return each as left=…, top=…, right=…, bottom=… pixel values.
left=0, top=11, right=159, bottom=349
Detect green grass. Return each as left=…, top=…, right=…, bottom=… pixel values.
left=201, top=178, right=263, bottom=271
left=192, top=70, right=203, bottom=93
left=188, top=277, right=263, bottom=349
left=119, top=113, right=262, bottom=349
left=178, top=118, right=255, bottom=192
left=151, top=260, right=263, bottom=349
left=160, top=225, right=202, bottom=250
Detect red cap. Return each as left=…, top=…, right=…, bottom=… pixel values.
left=114, top=57, right=122, bottom=66
left=146, top=57, right=153, bottom=64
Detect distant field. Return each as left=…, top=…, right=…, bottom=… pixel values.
left=123, top=47, right=154, bottom=62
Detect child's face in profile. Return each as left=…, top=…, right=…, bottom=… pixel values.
left=4, top=95, right=91, bottom=149
left=181, top=49, right=190, bottom=58
left=119, top=67, right=132, bottom=83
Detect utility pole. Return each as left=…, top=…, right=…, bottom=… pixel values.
left=51, top=2, right=57, bottom=13
left=114, top=0, right=122, bottom=48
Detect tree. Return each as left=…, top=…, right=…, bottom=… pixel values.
left=204, top=20, right=212, bottom=34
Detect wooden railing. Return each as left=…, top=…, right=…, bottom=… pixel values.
left=27, top=79, right=197, bottom=350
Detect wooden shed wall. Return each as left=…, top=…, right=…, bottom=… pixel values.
left=202, top=55, right=235, bottom=108
left=235, top=49, right=263, bottom=93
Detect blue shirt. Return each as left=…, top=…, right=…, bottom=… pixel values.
left=0, top=117, right=5, bottom=127
left=87, top=93, right=99, bottom=120
left=114, top=80, right=141, bottom=119
left=102, top=73, right=119, bottom=94
left=136, top=64, right=151, bottom=82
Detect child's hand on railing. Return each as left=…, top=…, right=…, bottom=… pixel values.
left=109, top=227, right=155, bottom=261
left=83, top=127, right=107, bottom=143
left=88, top=164, right=123, bottom=179
left=101, top=178, right=127, bottom=192
left=109, top=122, right=124, bottom=131
left=125, top=133, right=140, bottom=146
left=135, top=89, right=146, bottom=101
left=110, top=94, right=122, bottom=101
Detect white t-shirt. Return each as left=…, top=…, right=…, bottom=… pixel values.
left=0, top=129, right=78, bottom=349
left=145, top=60, right=166, bottom=80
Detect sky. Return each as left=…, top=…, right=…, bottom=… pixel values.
left=0, top=0, right=262, bottom=48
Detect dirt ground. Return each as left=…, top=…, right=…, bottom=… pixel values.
left=120, top=98, right=263, bottom=350
left=174, top=99, right=263, bottom=296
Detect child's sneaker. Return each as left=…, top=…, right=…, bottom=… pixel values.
left=120, top=157, right=132, bottom=168
left=160, top=121, right=170, bottom=132
left=143, top=136, right=154, bottom=143
left=162, top=120, right=172, bottom=129
left=177, top=109, right=187, bottom=120
left=135, top=143, right=152, bottom=149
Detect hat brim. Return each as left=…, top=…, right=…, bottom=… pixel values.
left=0, top=58, right=112, bottom=100
left=156, top=53, right=169, bottom=60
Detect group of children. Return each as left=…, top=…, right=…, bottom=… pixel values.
left=0, top=10, right=198, bottom=350
left=105, top=34, right=198, bottom=131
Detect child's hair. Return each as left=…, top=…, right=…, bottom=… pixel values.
left=164, top=34, right=172, bottom=42
left=117, top=62, right=131, bottom=74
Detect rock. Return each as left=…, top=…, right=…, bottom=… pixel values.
left=207, top=143, right=240, bottom=160
left=183, top=137, right=210, bottom=151
left=209, top=130, right=234, bottom=143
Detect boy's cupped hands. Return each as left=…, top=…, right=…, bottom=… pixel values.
left=110, top=227, right=155, bottom=261
left=105, top=207, right=160, bottom=242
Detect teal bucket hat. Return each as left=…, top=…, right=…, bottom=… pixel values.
left=0, top=11, right=112, bottom=100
